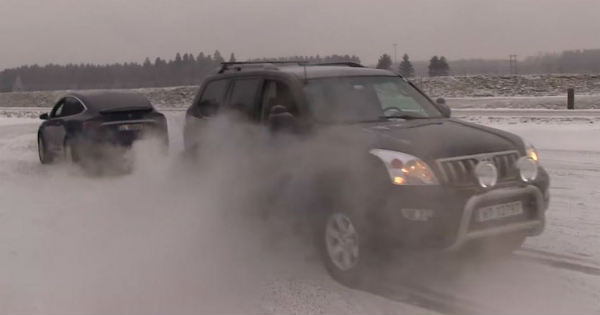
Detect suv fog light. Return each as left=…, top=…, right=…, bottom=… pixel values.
left=474, top=161, right=498, bottom=188
left=517, top=157, right=538, bottom=182
left=401, top=208, right=434, bottom=221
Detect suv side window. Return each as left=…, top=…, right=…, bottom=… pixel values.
left=260, top=80, right=298, bottom=121
left=61, top=97, right=85, bottom=117
left=227, top=79, right=261, bottom=119
left=196, top=79, right=228, bottom=116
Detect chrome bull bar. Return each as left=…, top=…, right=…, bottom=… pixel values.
left=445, top=185, right=546, bottom=251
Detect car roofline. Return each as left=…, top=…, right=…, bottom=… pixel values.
left=204, top=66, right=399, bottom=82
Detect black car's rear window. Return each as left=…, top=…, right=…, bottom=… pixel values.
left=80, top=93, right=153, bottom=112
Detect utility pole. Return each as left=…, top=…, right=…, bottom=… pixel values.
left=393, top=43, right=398, bottom=64
left=509, top=54, right=518, bottom=75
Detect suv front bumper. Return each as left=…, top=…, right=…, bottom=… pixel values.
left=445, top=185, right=545, bottom=251
left=371, top=179, right=549, bottom=250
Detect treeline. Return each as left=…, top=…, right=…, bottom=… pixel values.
left=376, top=48, right=600, bottom=77
left=250, top=54, right=361, bottom=64
left=523, top=49, right=600, bottom=74
left=4, top=48, right=600, bottom=92
left=0, top=52, right=360, bottom=92
left=375, top=53, right=448, bottom=77
left=447, top=49, right=600, bottom=76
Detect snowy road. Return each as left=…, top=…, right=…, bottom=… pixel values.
left=0, top=113, right=599, bottom=314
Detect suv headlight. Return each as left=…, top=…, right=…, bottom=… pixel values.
left=524, top=141, right=540, bottom=162
left=519, top=140, right=540, bottom=182
left=517, top=157, right=538, bottom=182
left=370, top=149, right=438, bottom=185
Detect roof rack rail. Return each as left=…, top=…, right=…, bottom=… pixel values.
left=314, top=62, right=364, bottom=68
left=217, top=61, right=365, bottom=73
left=218, top=61, right=306, bottom=73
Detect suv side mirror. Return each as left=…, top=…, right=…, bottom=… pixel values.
left=268, top=105, right=296, bottom=132
left=436, top=98, right=451, bottom=118
left=39, top=113, right=49, bottom=120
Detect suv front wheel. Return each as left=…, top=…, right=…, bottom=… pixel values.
left=321, top=211, right=370, bottom=285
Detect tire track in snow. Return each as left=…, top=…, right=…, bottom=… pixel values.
left=360, top=280, right=492, bottom=315
left=516, top=248, right=600, bottom=276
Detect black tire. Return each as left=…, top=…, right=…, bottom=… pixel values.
left=38, top=133, right=54, bottom=164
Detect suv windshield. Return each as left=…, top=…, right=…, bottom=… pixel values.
left=304, top=76, right=443, bottom=123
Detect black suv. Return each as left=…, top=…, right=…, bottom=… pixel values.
left=184, top=62, right=550, bottom=283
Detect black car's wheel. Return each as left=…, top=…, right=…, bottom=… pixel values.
left=320, top=210, right=370, bottom=286
left=38, top=134, right=54, bottom=164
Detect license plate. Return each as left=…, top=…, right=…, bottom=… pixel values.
left=476, top=201, right=523, bottom=222
left=118, top=124, right=144, bottom=131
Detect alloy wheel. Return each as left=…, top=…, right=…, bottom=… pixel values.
left=325, top=213, right=360, bottom=271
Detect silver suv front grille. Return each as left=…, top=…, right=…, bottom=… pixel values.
left=436, top=150, right=520, bottom=186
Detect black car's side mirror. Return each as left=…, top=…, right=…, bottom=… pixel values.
left=436, top=98, right=451, bottom=118
left=268, top=105, right=296, bottom=133
left=39, top=113, right=49, bottom=120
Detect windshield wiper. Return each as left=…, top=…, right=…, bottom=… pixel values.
left=380, top=115, right=428, bottom=120
left=321, top=115, right=428, bottom=125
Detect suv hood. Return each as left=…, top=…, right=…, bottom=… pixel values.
left=357, top=118, right=524, bottom=160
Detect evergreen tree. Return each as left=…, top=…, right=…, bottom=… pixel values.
left=428, top=56, right=440, bottom=77
left=376, top=53, right=393, bottom=70
left=229, top=53, right=236, bottom=62
left=438, top=56, right=450, bottom=76
left=213, top=50, right=224, bottom=63
left=196, top=52, right=205, bottom=63
left=398, top=53, right=415, bottom=77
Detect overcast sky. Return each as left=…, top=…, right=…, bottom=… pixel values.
left=0, top=0, right=599, bottom=69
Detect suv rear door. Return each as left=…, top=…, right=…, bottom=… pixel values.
left=225, top=78, right=263, bottom=121
left=189, top=79, right=230, bottom=119
left=259, top=79, right=300, bottom=123
left=184, top=79, right=231, bottom=150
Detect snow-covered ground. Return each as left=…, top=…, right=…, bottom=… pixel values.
left=0, top=111, right=599, bottom=314
left=413, top=74, right=600, bottom=98
left=447, top=95, right=600, bottom=109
